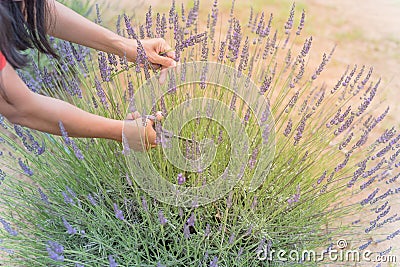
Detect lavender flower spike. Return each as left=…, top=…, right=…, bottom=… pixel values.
left=209, top=256, right=218, bottom=267
left=18, top=158, right=33, bottom=176
left=113, top=203, right=125, bottom=220
left=62, top=217, right=77, bottom=235
left=46, top=241, right=64, bottom=262
left=177, top=173, right=186, bottom=185
left=158, top=210, right=168, bottom=225
left=109, top=255, right=118, bottom=267
left=0, top=218, right=18, bottom=236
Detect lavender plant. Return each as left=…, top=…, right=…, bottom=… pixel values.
left=1, top=1, right=399, bottom=266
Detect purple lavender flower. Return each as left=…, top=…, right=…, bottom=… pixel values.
left=209, top=0, right=218, bottom=40
left=158, top=210, right=168, bottom=225
left=98, top=51, right=111, bottom=82
left=94, top=3, right=102, bottom=24
left=38, top=187, right=49, bottom=205
left=160, top=14, right=167, bottom=38
left=200, top=63, right=209, bottom=89
left=230, top=93, right=237, bottom=111
left=204, top=223, right=211, bottom=237
left=209, top=256, right=218, bottom=267
left=218, top=129, right=223, bottom=143
left=178, top=32, right=207, bottom=50
left=145, top=6, right=153, bottom=38
left=113, top=203, right=124, bottom=220
left=248, top=147, right=259, bottom=169
left=18, top=158, right=33, bottom=176
left=0, top=218, right=18, bottom=236
left=94, top=77, right=108, bottom=108
left=141, top=196, right=149, bottom=211
left=262, top=124, right=270, bottom=144
left=109, top=255, right=118, bottom=267
left=125, top=173, right=133, bottom=186
left=260, top=75, right=272, bottom=94
left=228, top=233, right=235, bottom=244
left=46, top=241, right=64, bottom=262
left=168, top=0, right=176, bottom=30
left=183, top=223, right=190, bottom=239
left=124, top=14, right=138, bottom=39
left=155, top=13, right=161, bottom=37
left=186, top=212, right=196, bottom=227
left=238, top=37, right=249, bottom=76
left=284, top=3, right=295, bottom=34
left=227, top=19, right=242, bottom=63
left=288, top=184, right=301, bottom=205
left=217, top=41, right=226, bottom=62
left=168, top=72, right=177, bottom=94
left=107, top=53, right=118, bottom=71
left=139, top=24, right=145, bottom=39
left=296, top=9, right=306, bottom=35
left=283, top=119, right=293, bottom=138
left=70, top=139, right=84, bottom=160
left=62, top=191, right=75, bottom=205
left=300, top=37, right=313, bottom=57
left=0, top=168, right=7, bottom=184
left=87, top=193, right=97, bottom=206
left=177, top=173, right=186, bottom=185
left=62, top=217, right=77, bottom=235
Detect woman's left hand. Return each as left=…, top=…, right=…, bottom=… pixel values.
left=124, top=38, right=176, bottom=69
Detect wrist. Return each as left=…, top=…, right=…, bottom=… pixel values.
left=119, top=38, right=138, bottom=62
left=101, top=119, right=123, bottom=142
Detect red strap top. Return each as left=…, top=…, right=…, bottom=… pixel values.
left=0, top=52, right=6, bottom=71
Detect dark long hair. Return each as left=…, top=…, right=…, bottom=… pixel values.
left=0, top=0, right=59, bottom=69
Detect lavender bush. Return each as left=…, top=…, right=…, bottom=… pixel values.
left=1, top=1, right=399, bottom=266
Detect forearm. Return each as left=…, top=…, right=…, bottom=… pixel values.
left=0, top=64, right=122, bottom=141
left=47, top=0, right=136, bottom=59
left=17, top=93, right=123, bottom=142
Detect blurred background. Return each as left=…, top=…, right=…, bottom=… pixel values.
left=96, top=0, right=400, bottom=127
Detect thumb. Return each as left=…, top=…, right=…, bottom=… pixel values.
left=126, top=111, right=141, bottom=120
left=132, top=111, right=141, bottom=120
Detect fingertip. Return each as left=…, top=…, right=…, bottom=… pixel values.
left=132, top=111, right=141, bottom=119
left=155, top=111, right=164, bottom=121
left=167, top=51, right=176, bottom=60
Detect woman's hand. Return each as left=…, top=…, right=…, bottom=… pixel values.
left=124, top=111, right=163, bottom=151
left=50, top=1, right=176, bottom=70
left=124, top=38, right=176, bottom=69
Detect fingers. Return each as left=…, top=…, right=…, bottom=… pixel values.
left=154, top=54, right=177, bottom=68
left=132, top=111, right=141, bottom=120
left=125, top=110, right=140, bottom=120
left=145, top=111, right=163, bottom=149
left=162, top=42, right=176, bottom=61
left=155, top=111, right=164, bottom=121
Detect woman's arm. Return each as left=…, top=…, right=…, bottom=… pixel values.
left=0, top=62, right=157, bottom=149
left=47, top=0, right=176, bottom=68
